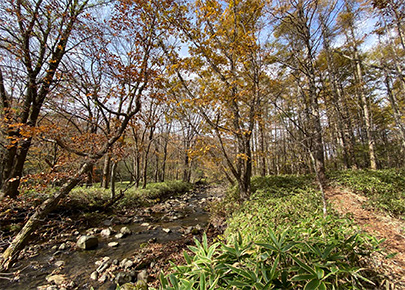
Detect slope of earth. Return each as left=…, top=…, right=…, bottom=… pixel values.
left=326, top=187, right=405, bottom=288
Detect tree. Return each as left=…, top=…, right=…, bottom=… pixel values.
left=271, top=0, right=328, bottom=194
left=0, top=0, right=96, bottom=199
left=337, top=0, right=378, bottom=169
left=165, top=0, right=266, bottom=199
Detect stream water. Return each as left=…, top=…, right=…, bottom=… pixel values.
left=0, top=187, right=216, bottom=289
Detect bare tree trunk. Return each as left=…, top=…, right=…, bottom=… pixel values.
left=383, top=65, right=405, bottom=155
left=259, top=121, right=267, bottom=177
left=161, top=134, right=168, bottom=182
left=101, top=155, right=111, bottom=189
left=86, top=164, right=94, bottom=187
left=110, top=161, right=117, bottom=199
left=354, top=51, right=377, bottom=170
left=154, top=141, right=160, bottom=183
left=309, top=151, right=327, bottom=217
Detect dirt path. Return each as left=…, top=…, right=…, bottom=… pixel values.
left=326, top=187, right=405, bottom=288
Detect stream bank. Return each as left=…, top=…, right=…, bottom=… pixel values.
left=0, top=185, right=225, bottom=289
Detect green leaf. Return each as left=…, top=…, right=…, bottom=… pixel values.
left=318, top=282, right=327, bottom=290
left=159, top=272, right=169, bottom=288
left=188, top=246, right=200, bottom=254
left=228, top=280, right=253, bottom=288
left=226, top=264, right=255, bottom=280
left=199, top=272, right=206, bottom=290
left=180, top=278, right=193, bottom=290
left=207, top=243, right=219, bottom=259
left=208, top=275, right=220, bottom=290
left=256, top=243, right=278, bottom=252
left=292, top=256, right=316, bottom=275
left=202, top=233, right=208, bottom=252
left=304, top=279, right=320, bottom=290
left=184, top=251, right=192, bottom=264
left=269, top=254, right=279, bottom=280
left=168, top=274, right=179, bottom=289
left=315, top=267, right=324, bottom=280
left=321, top=245, right=334, bottom=259
left=281, top=242, right=295, bottom=252
left=268, top=230, right=281, bottom=250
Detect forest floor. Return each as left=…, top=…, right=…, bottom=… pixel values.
left=326, top=186, right=405, bottom=288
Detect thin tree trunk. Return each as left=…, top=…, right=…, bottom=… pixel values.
left=344, top=8, right=377, bottom=169
left=110, top=161, right=117, bottom=199
left=161, top=135, right=168, bottom=182
left=383, top=65, right=405, bottom=154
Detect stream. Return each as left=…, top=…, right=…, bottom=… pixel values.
left=0, top=186, right=222, bottom=289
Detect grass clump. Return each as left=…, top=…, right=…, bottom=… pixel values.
left=158, top=175, right=381, bottom=289
left=329, top=169, right=405, bottom=216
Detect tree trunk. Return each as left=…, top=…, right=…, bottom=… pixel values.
left=86, top=164, right=94, bottom=187
left=354, top=51, right=377, bottom=170
left=383, top=65, right=405, bottom=154
left=1, top=137, right=33, bottom=199
left=101, top=155, right=111, bottom=189
left=344, top=7, right=377, bottom=169
left=259, top=121, right=267, bottom=177
left=110, top=161, right=117, bottom=199
left=161, top=134, right=168, bottom=182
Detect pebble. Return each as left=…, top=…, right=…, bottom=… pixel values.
left=115, top=233, right=124, bottom=239
left=101, top=228, right=112, bottom=237
left=120, top=226, right=132, bottom=236
left=46, top=274, right=66, bottom=285
left=162, top=228, right=171, bottom=233
left=120, top=258, right=129, bottom=267
left=90, top=271, right=98, bottom=280
left=124, top=259, right=134, bottom=269
left=108, top=242, right=119, bottom=247
left=96, top=257, right=111, bottom=273
left=54, top=260, right=65, bottom=268
left=77, top=235, right=98, bottom=250
left=98, top=274, right=107, bottom=283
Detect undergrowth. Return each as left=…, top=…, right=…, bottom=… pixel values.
left=158, top=175, right=382, bottom=289
left=329, top=169, right=405, bottom=216
left=69, top=180, right=192, bottom=209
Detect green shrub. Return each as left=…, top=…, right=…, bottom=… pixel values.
left=159, top=230, right=379, bottom=289
left=158, top=175, right=381, bottom=289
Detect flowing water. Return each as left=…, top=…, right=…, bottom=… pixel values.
left=0, top=188, right=215, bottom=289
